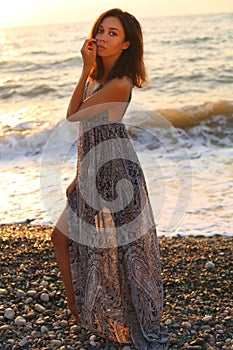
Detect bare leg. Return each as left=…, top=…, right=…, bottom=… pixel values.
left=51, top=208, right=81, bottom=323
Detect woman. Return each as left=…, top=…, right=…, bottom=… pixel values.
left=51, top=8, right=168, bottom=350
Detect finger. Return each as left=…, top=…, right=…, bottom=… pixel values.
left=83, top=38, right=96, bottom=48
left=87, top=41, right=96, bottom=53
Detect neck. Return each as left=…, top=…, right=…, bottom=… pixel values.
left=101, top=56, right=118, bottom=81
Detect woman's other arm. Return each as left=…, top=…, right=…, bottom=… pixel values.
left=67, top=77, right=131, bottom=122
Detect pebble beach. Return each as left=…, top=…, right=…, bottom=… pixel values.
left=0, top=224, right=232, bottom=350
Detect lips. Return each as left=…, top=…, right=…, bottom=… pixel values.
left=97, top=45, right=106, bottom=50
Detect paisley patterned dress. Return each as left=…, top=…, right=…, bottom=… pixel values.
left=67, top=83, right=169, bottom=349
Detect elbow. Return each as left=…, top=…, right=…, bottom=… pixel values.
left=66, top=111, right=80, bottom=122
left=66, top=109, right=75, bottom=122
left=66, top=108, right=71, bottom=120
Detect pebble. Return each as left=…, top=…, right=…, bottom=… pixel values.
left=40, top=292, right=49, bottom=302
left=53, top=321, right=61, bottom=329
left=24, top=297, right=33, bottom=304
left=60, top=319, right=68, bottom=327
left=16, top=289, right=26, bottom=298
left=202, top=315, right=213, bottom=322
left=0, top=288, right=7, bottom=295
left=70, top=324, right=79, bottom=332
left=41, top=325, right=49, bottom=333
left=31, top=330, right=41, bottom=338
left=26, top=289, right=37, bottom=297
left=4, top=308, right=15, bottom=320
left=51, top=339, right=62, bottom=347
left=15, top=275, right=24, bottom=281
left=18, top=338, right=28, bottom=347
left=90, top=334, right=97, bottom=341
left=4, top=344, right=13, bottom=350
left=25, top=311, right=35, bottom=320
left=165, top=318, right=172, bottom=325
left=14, top=316, right=27, bottom=326
left=35, top=303, right=46, bottom=313
left=205, top=261, right=215, bottom=269
left=35, top=318, right=45, bottom=325
left=90, top=340, right=97, bottom=347
left=182, top=321, right=192, bottom=329
left=0, top=324, right=10, bottom=330
left=40, top=280, right=49, bottom=287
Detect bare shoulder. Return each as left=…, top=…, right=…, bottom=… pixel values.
left=103, top=77, right=131, bottom=102
left=107, top=76, right=132, bottom=90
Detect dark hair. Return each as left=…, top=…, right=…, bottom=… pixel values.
left=89, top=8, right=147, bottom=88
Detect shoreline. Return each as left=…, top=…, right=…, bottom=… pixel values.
left=0, top=224, right=232, bottom=349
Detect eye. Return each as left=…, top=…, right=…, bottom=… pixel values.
left=109, top=31, right=117, bottom=36
left=97, top=27, right=104, bottom=34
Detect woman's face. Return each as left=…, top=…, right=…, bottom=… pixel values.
left=95, top=16, right=130, bottom=60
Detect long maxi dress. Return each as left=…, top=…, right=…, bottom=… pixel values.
left=67, top=83, right=169, bottom=350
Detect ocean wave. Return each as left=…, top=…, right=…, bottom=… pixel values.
left=0, top=100, right=232, bottom=159
left=0, top=83, right=58, bottom=99
left=0, top=56, right=82, bottom=73
left=152, top=100, right=233, bottom=128
left=0, top=120, right=77, bottom=159
left=52, top=56, right=82, bottom=67
left=161, top=36, right=213, bottom=45
left=127, top=100, right=233, bottom=149
left=20, top=84, right=57, bottom=97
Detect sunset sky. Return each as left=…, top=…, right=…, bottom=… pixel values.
left=0, top=0, right=232, bottom=28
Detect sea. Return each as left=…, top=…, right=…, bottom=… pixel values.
left=0, top=12, right=232, bottom=237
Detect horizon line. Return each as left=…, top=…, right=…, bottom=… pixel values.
left=1, top=11, right=232, bottom=31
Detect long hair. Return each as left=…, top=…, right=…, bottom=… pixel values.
left=89, top=8, right=147, bottom=88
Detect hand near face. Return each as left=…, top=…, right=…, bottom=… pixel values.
left=81, top=39, right=97, bottom=69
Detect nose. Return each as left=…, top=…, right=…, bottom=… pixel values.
left=97, top=31, right=107, bottom=42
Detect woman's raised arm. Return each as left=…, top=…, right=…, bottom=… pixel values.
left=66, top=39, right=97, bottom=118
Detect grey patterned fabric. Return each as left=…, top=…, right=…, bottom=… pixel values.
left=67, top=84, right=169, bottom=349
